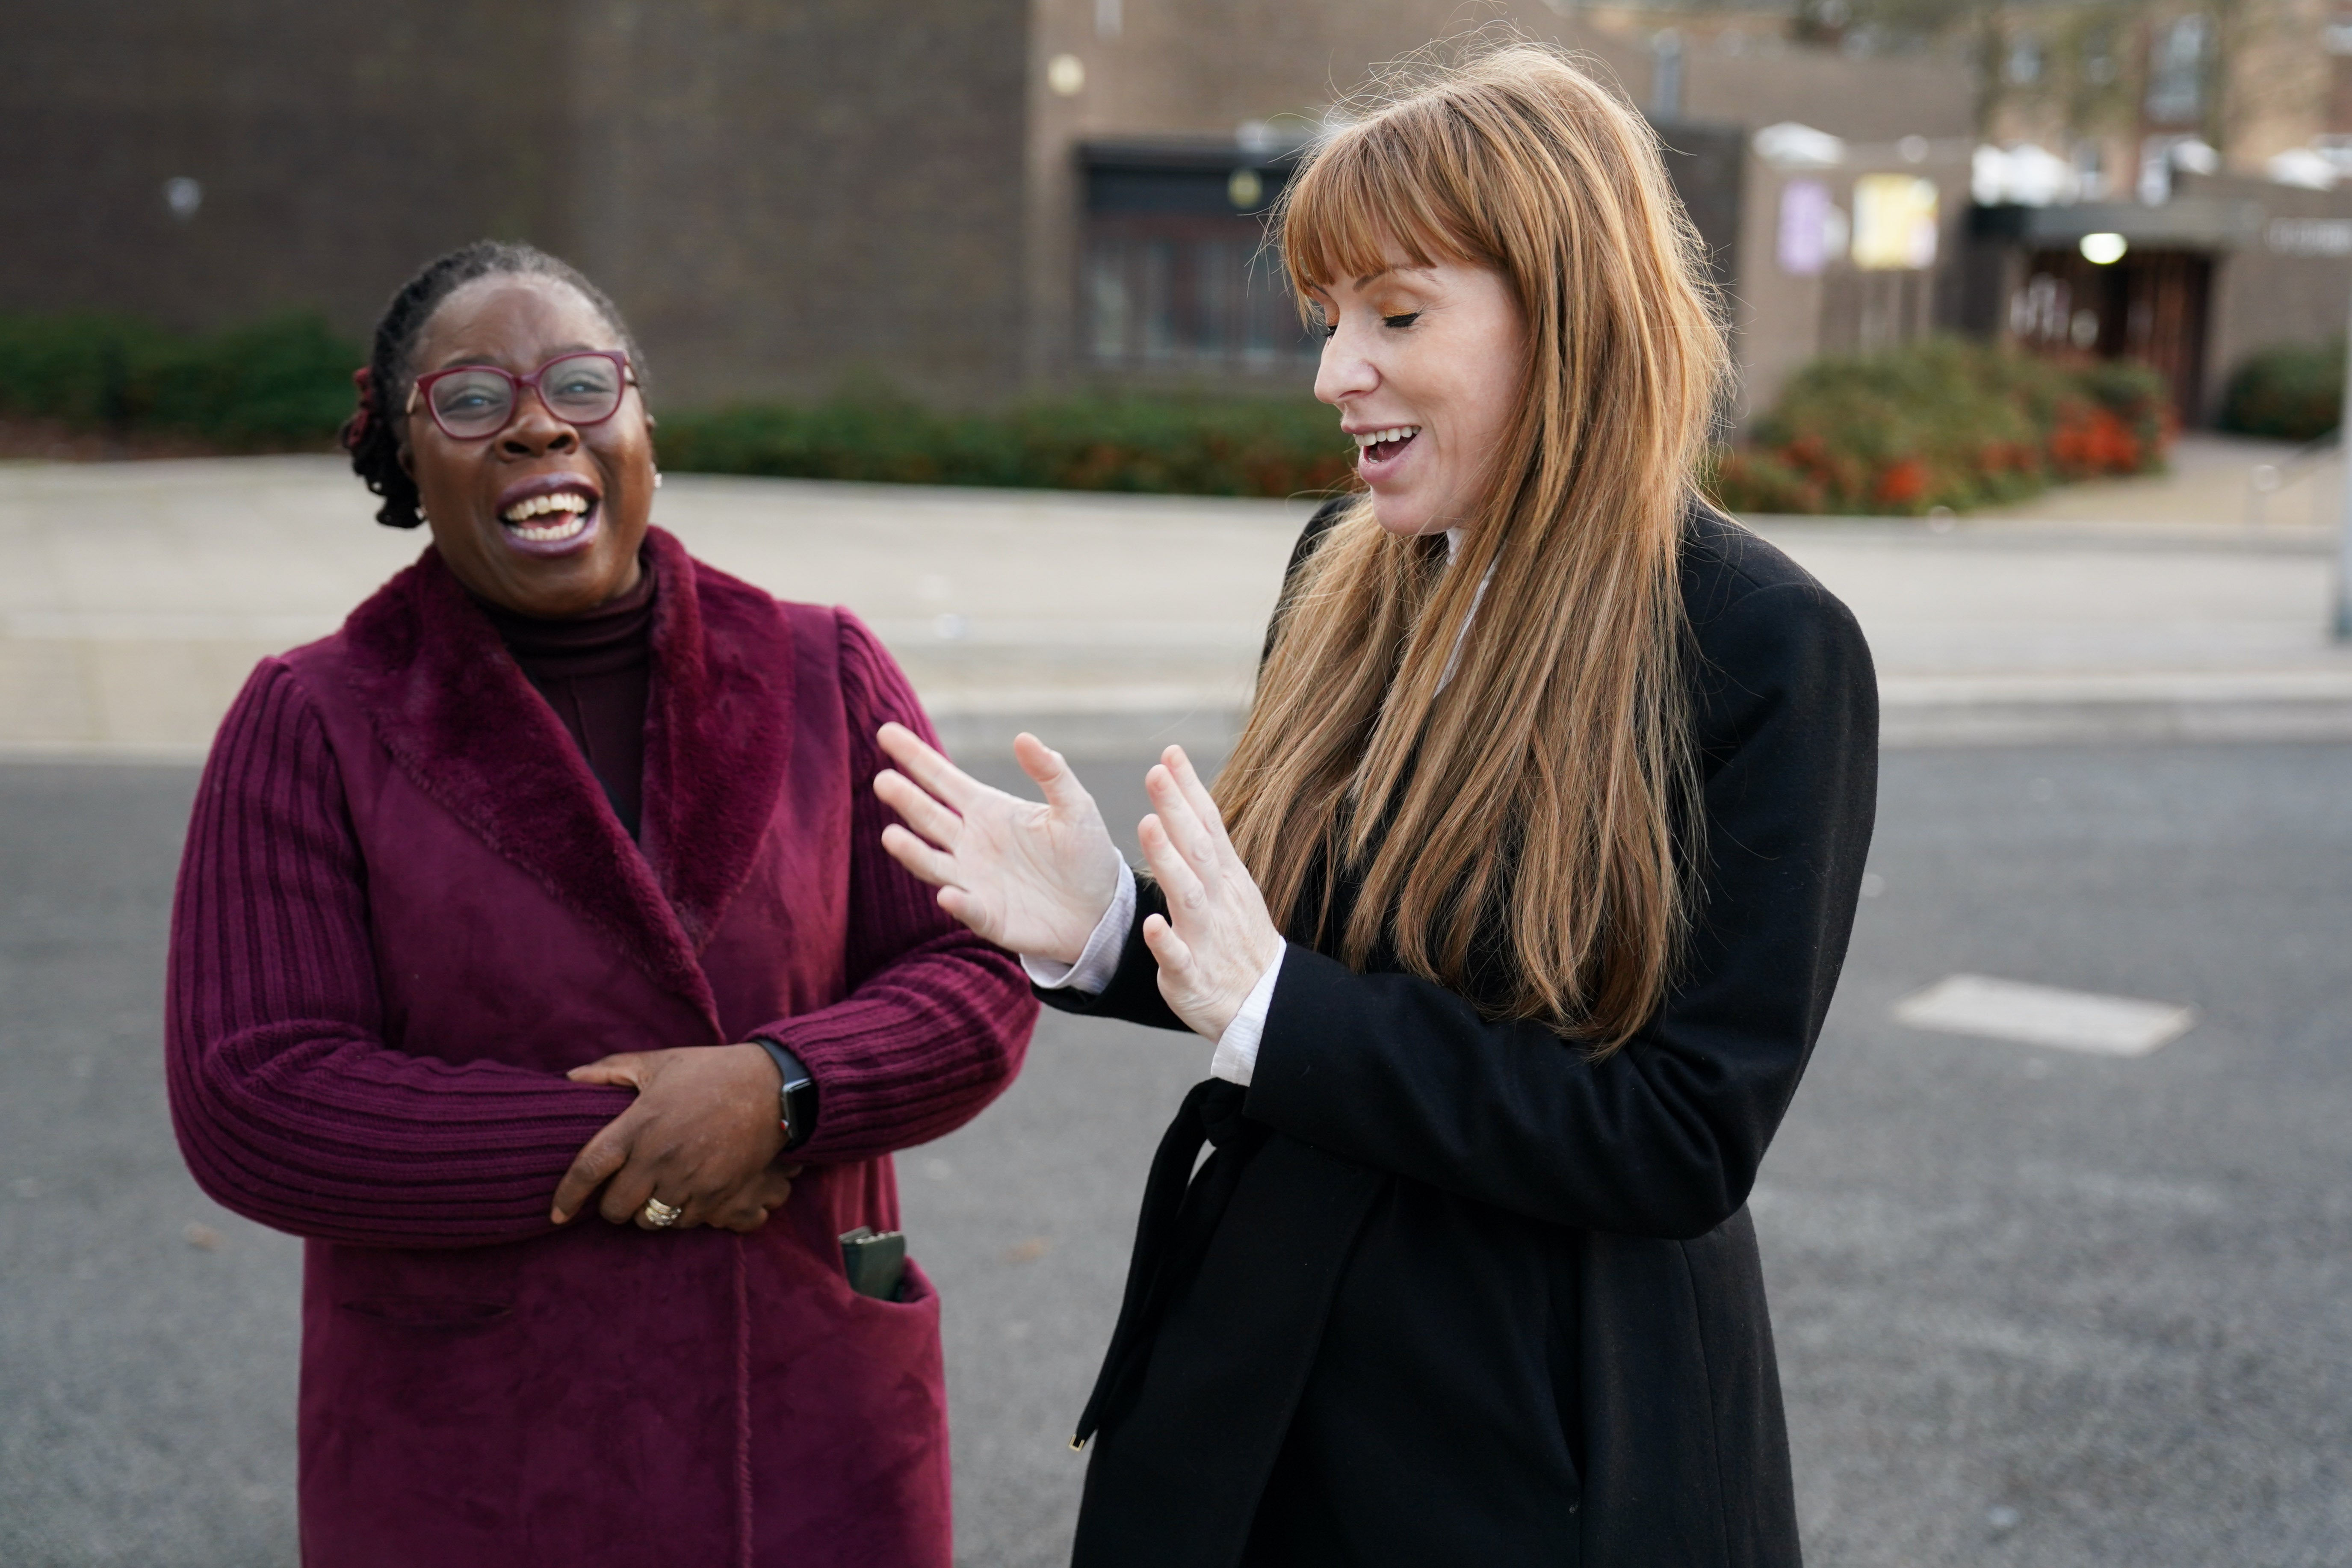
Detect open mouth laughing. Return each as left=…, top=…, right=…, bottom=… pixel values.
left=494, top=476, right=603, bottom=555
left=1353, top=424, right=1420, bottom=478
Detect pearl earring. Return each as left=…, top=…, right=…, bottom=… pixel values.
left=653, top=470, right=664, bottom=489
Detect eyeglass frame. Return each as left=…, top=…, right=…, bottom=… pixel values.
left=405, top=350, right=639, bottom=441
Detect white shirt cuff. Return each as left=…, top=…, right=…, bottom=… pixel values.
left=1020, top=860, right=1137, bottom=995
left=1209, top=947, right=1286, bottom=1087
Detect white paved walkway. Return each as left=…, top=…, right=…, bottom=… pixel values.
left=3, top=441, right=2347, bottom=761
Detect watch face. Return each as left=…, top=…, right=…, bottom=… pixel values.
left=779, top=1078, right=815, bottom=1145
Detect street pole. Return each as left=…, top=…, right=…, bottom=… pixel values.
left=2339, top=291, right=2352, bottom=641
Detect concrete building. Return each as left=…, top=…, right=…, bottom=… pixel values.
left=1038, top=3, right=1978, bottom=422
left=1960, top=0, right=2352, bottom=421
left=1964, top=171, right=2352, bottom=422
left=0, top=1, right=1979, bottom=422
left=1977, top=0, right=2351, bottom=196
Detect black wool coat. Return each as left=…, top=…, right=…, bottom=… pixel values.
left=1041, top=502, right=1879, bottom=1568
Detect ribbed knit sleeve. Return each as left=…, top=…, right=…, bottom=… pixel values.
left=164, top=660, right=635, bottom=1249
left=757, top=613, right=1037, bottom=1162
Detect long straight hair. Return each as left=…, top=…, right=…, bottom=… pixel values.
left=1217, top=43, right=1729, bottom=1053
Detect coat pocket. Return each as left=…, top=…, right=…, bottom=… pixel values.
left=744, top=1245, right=953, bottom=1567
left=302, top=1286, right=528, bottom=1564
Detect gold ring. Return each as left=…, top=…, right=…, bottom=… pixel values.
left=640, top=1196, right=682, bottom=1228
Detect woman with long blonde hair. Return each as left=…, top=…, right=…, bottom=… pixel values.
left=877, top=42, right=1875, bottom=1568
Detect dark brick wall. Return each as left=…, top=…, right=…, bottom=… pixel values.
left=0, top=0, right=1031, bottom=407
left=2, top=0, right=1991, bottom=413
left=567, top=0, right=1031, bottom=406
left=0, top=2, right=576, bottom=337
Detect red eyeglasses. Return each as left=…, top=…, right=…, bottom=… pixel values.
left=407, top=351, right=636, bottom=440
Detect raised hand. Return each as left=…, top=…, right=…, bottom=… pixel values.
left=550, top=1044, right=799, bottom=1233
left=1135, top=745, right=1286, bottom=1042
left=874, top=723, right=1125, bottom=966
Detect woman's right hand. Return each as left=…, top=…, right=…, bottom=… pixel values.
left=874, top=723, right=1124, bottom=966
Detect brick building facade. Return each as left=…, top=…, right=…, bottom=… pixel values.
left=2, top=1, right=1979, bottom=418
left=1, top=2, right=1033, bottom=406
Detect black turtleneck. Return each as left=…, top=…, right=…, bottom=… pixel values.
left=477, top=565, right=656, bottom=839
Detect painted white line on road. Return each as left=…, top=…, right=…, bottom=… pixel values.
left=1893, top=973, right=2196, bottom=1056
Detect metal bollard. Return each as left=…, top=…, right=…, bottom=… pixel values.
left=2336, top=325, right=2352, bottom=640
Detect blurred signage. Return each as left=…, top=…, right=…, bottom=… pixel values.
left=2266, top=218, right=2352, bottom=256
left=1778, top=180, right=1831, bottom=275
left=1852, top=174, right=1939, bottom=270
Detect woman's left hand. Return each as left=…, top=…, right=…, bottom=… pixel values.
left=550, top=1044, right=793, bottom=1231
left=1136, top=745, right=1286, bottom=1042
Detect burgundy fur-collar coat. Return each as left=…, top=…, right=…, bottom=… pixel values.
left=165, top=526, right=1037, bottom=1566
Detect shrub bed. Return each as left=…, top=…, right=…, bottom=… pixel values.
left=1708, top=338, right=2172, bottom=516
left=0, top=309, right=1353, bottom=496
left=2218, top=340, right=2342, bottom=443
left=0, top=312, right=362, bottom=451
left=657, top=387, right=1353, bottom=498
left=16, top=309, right=2181, bottom=517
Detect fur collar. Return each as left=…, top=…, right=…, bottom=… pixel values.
left=336, top=526, right=796, bottom=1014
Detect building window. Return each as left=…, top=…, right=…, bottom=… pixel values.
left=1080, top=142, right=1320, bottom=376
left=1195, top=241, right=1236, bottom=358
left=1138, top=241, right=1177, bottom=361
left=1242, top=245, right=1295, bottom=365
left=1650, top=31, right=1685, bottom=119
left=2003, top=34, right=2042, bottom=86
left=1090, top=244, right=1129, bottom=362
left=2146, top=15, right=2210, bottom=126
left=2327, top=11, right=2352, bottom=133
left=2082, top=27, right=2118, bottom=86
left=1083, top=236, right=1312, bottom=368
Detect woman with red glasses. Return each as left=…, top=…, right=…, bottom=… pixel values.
left=163, top=239, right=1037, bottom=1565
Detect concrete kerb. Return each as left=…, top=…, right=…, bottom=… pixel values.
left=942, top=690, right=2352, bottom=757
left=928, top=705, right=1247, bottom=764
left=15, top=703, right=2352, bottom=766
left=1876, top=687, right=2352, bottom=746
left=1743, top=514, right=2339, bottom=556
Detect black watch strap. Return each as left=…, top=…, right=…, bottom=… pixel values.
left=752, top=1037, right=818, bottom=1150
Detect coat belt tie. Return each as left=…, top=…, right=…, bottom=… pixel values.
left=1073, top=1077, right=1262, bottom=1450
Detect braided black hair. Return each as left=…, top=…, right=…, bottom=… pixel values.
left=341, top=240, right=649, bottom=529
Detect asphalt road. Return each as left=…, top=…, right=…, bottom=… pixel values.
left=2, top=742, right=2348, bottom=1566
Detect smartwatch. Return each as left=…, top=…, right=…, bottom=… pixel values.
left=752, top=1037, right=818, bottom=1150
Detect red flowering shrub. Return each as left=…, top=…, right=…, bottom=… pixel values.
left=1873, top=458, right=1929, bottom=508
left=2048, top=404, right=2142, bottom=477
left=1706, top=339, right=2172, bottom=516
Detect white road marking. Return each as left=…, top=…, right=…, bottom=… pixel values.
left=1892, top=973, right=2196, bottom=1057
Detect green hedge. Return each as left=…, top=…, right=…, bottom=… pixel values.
left=2218, top=340, right=2342, bottom=443
left=0, top=311, right=362, bottom=449
left=18, top=307, right=2184, bottom=518
left=657, top=387, right=1353, bottom=498
left=0, top=309, right=1352, bottom=494
left=1708, top=338, right=2172, bottom=516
